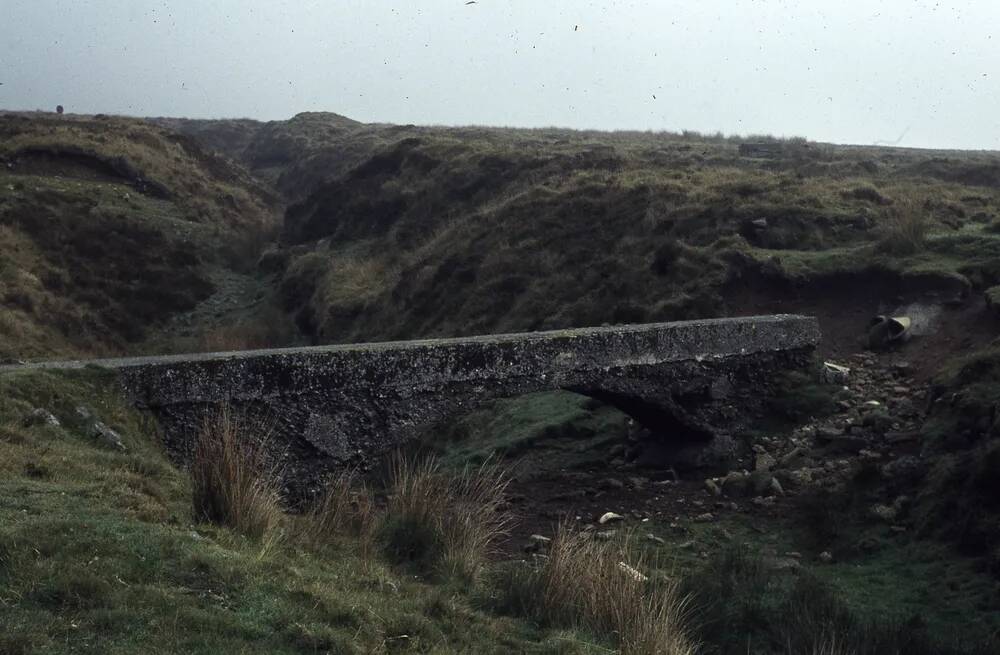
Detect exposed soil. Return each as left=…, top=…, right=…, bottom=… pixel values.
left=495, top=313, right=949, bottom=557
left=724, top=277, right=999, bottom=381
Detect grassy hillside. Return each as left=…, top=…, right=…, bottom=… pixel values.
left=256, top=124, right=1000, bottom=345
left=3, top=369, right=997, bottom=654
left=0, top=369, right=619, bottom=654
left=3, top=110, right=1000, bottom=652
left=0, top=113, right=283, bottom=360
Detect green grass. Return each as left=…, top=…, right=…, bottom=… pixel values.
left=4, top=111, right=1000, bottom=653
left=267, top=128, right=1000, bottom=344
left=0, top=369, right=614, bottom=654
left=422, top=391, right=628, bottom=476
left=0, top=113, right=283, bottom=361
left=3, top=369, right=1000, bottom=654
left=676, top=541, right=1000, bottom=655
left=814, top=541, right=1000, bottom=641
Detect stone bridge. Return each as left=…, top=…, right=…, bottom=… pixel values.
left=4, top=315, right=820, bottom=486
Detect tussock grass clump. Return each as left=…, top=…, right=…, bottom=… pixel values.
left=810, top=637, right=856, bottom=655
left=300, top=468, right=377, bottom=551
left=191, top=408, right=284, bottom=543
left=380, top=455, right=511, bottom=582
left=877, top=199, right=928, bottom=255
left=495, top=525, right=696, bottom=655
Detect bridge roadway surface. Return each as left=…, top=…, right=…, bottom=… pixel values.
left=0, top=315, right=821, bottom=480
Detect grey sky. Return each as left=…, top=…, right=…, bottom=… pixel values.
left=1, top=1, right=997, bottom=149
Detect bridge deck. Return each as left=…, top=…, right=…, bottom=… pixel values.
left=0, top=315, right=819, bottom=374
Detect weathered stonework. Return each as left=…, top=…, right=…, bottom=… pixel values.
left=2, top=315, right=820, bottom=490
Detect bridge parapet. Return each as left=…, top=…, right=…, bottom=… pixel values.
left=2, top=315, right=820, bottom=490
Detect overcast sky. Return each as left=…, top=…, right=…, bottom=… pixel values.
left=1, top=1, right=998, bottom=149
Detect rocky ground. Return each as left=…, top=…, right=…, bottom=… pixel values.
left=502, top=350, right=930, bottom=564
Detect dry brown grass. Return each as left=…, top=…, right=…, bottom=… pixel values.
left=499, top=524, right=696, bottom=655
left=197, top=323, right=274, bottom=353
left=300, top=468, right=377, bottom=555
left=380, top=454, right=512, bottom=582
left=878, top=198, right=929, bottom=255
left=807, top=637, right=856, bottom=655
left=190, top=408, right=284, bottom=546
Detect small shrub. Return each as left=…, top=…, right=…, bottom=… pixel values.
left=877, top=199, right=928, bottom=255
left=379, top=454, right=511, bottom=582
left=494, top=525, right=696, bottom=655
left=190, top=408, right=284, bottom=544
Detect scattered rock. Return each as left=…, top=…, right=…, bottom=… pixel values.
left=892, top=362, right=913, bottom=376
left=818, top=551, right=834, bottom=564
left=525, top=534, right=552, bottom=553
left=646, top=534, right=666, bottom=546
left=748, top=470, right=775, bottom=496
left=617, top=561, right=648, bottom=582
left=755, top=452, right=777, bottom=472
left=881, top=456, right=925, bottom=484
left=822, top=362, right=851, bottom=384
left=816, top=426, right=845, bottom=441
left=863, top=410, right=895, bottom=434
left=626, top=476, right=649, bottom=490
left=599, top=478, right=625, bottom=491
left=869, top=504, right=898, bottom=522
left=22, top=408, right=60, bottom=428
left=769, top=477, right=785, bottom=497
left=704, top=478, right=722, bottom=497
left=598, top=512, right=624, bottom=525
left=885, top=431, right=919, bottom=444
left=693, top=512, right=715, bottom=522
left=92, top=422, right=126, bottom=451
left=721, top=471, right=750, bottom=498
left=781, top=467, right=814, bottom=489
left=821, top=435, right=868, bottom=455
left=766, top=556, right=801, bottom=572
left=986, top=286, right=1000, bottom=316
left=549, top=489, right=587, bottom=502
left=75, top=406, right=126, bottom=451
